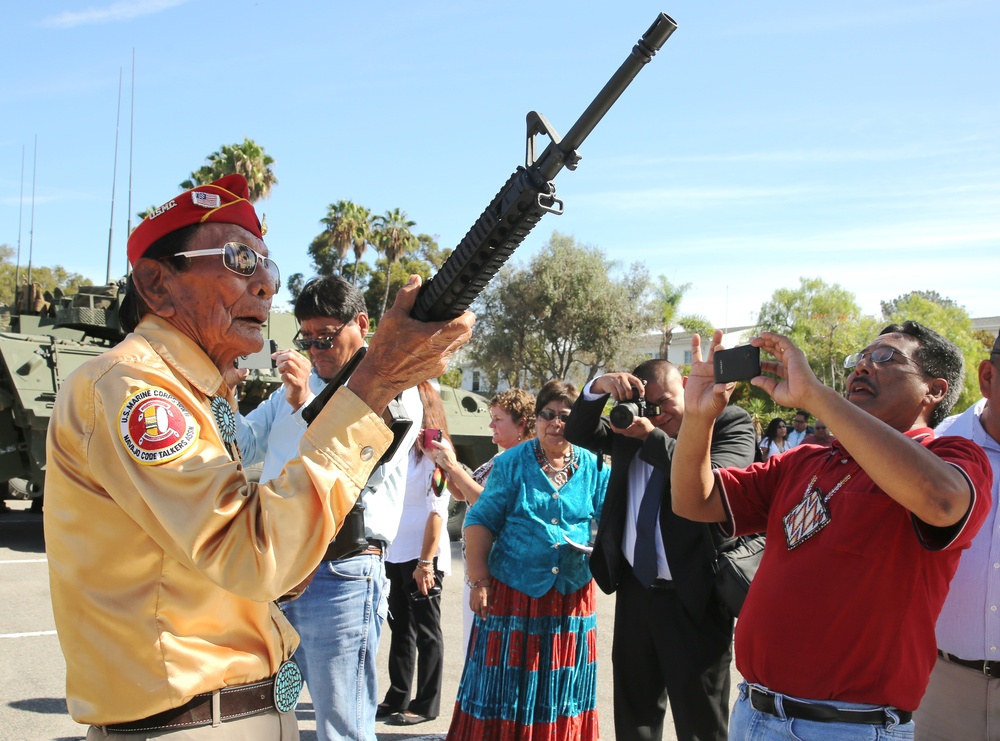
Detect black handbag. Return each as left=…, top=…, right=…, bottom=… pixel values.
left=713, top=533, right=765, bottom=618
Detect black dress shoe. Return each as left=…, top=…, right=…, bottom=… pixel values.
left=387, top=711, right=436, bottom=726
left=375, top=703, right=398, bottom=720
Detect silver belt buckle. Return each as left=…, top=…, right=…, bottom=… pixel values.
left=273, top=660, right=303, bottom=713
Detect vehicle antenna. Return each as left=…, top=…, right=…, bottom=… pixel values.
left=14, top=144, right=24, bottom=307
left=106, top=67, right=123, bottom=284
left=27, top=135, right=37, bottom=288
left=126, top=49, right=135, bottom=276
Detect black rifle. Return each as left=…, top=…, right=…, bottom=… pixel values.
left=412, top=12, right=677, bottom=321
left=303, top=12, right=676, bottom=424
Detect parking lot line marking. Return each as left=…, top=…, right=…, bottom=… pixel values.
left=1, top=558, right=47, bottom=564
left=0, top=630, right=57, bottom=639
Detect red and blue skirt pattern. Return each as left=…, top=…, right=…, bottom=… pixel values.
left=446, top=579, right=599, bottom=740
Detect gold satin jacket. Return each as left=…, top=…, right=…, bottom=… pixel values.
left=44, top=315, right=391, bottom=725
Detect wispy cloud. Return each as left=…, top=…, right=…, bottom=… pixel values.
left=41, top=0, right=189, bottom=29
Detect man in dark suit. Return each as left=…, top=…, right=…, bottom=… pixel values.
left=565, top=358, right=756, bottom=741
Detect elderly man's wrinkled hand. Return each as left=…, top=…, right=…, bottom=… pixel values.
left=348, top=276, right=475, bottom=414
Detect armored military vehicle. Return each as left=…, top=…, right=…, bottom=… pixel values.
left=0, top=281, right=494, bottom=515
left=0, top=280, right=295, bottom=511
left=438, top=384, right=497, bottom=540
left=0, top=281, right=125, bottom=509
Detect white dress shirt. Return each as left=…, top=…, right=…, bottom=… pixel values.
left=237, top=369, right=422, bottom=546
left=935, top=398, right=1000, bottom=660
left=582, top=380, right=672, bottom=581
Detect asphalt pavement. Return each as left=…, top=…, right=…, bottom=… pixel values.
left=0, top=500, right=740, bottom=740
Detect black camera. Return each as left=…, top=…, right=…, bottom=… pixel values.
left=609, top=390, right=660, bottom=428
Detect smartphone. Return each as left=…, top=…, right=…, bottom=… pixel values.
left=714, top=344, right=761, bottom=383
left=422, top=428, right=442, bottom=449
left=237, top=339, right=278, bottom=370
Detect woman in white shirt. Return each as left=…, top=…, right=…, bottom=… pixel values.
left=759, top=417, right=789, bottom=461
left=379, top=382, right=452, bottom=726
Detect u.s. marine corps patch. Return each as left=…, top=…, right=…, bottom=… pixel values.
left=118, top=387, right=199, bottom=465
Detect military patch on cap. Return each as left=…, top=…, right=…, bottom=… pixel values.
left=192, top=191, right=221, bottom=209
left=118, top=387, right=199, bottom=465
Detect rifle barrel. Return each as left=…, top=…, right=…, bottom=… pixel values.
left=537, top=12, right=677, bottom=181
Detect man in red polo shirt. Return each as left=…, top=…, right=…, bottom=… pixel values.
left=670, top=321, right=992, bottom=740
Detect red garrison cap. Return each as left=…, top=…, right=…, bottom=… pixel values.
left=127, top=174, right=263, bottom=266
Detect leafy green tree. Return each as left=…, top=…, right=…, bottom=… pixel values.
left=416, top=233, right=449, bottom=269
left=0, top=244, right=92, bottom=308
left=364, top=255, right=433, bottom=324
left=372, top=208, right=418, bottom=320
left=974, top=329, right=995, bottom=352
left=468, top=232, right=653, bottom=388
left=180, top=138, right=277, bottom=203
left=678, top=314, right=715, bottom=343
left=880, top=290, right=957, bottom=318
left=756, top=277, right=880, bottom=396
left=438, top=367, right=463, bottom=388
left=286, top=272, right=306, bottom=303
left=341, top=260, right=373, bottom=292
left=881, top=292, right=981, bottom=417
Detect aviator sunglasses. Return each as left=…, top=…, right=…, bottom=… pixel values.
left=292, top=321, right=354, bottom=351
left=175, top=242, right=281, bottom=290
left=843, top=346, right=912, bottom=369
left=537, top=409, right=571, bottom=423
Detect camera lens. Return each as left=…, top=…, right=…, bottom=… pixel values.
left=609, top=402, right=638, bottom=428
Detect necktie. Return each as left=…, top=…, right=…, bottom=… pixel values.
left=632, top=466, right=665, bottom=588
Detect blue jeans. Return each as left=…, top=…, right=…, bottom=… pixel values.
left=282, top=554, right=388, bottom=741
left=731, top=682, right=914, bottom=740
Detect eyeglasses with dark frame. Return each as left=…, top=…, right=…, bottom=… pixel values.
left=175, top=242, right=281, bottom=289
left=537, top=409, right=571, bottom=423
left=292, top=321, right=354, bottom=351
left=843, top=346, right=913, bottom=369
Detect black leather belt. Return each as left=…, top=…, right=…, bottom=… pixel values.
left=103, top=665, right=302, bottom=733
left=939, top=649, right=1000, bottom=678
left=649, top=578, right=675, bottom=591
left=323, top=536, right=384, bottom=562
left=748, top=686, right=912, bottom=725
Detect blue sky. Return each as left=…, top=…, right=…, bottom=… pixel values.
left=2, top=1, right=998, bottom=330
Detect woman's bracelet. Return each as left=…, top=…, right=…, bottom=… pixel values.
left=417, top=559, right=434, bottom=566
left=466, top=576, right=491, bottom=588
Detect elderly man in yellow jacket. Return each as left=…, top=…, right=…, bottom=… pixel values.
left=43, top=174, right=473, bottom=739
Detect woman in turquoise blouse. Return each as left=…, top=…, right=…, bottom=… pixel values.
left=447, top=379, right=609, bottom=740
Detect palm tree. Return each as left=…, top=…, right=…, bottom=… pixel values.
left=349, top=205, right=373, bottom=286
left=372, top=208, right=417, bottom=319
left=652, top=275, right=691, bottom=358
left=320, top=200, right=358, bottom=274
left=180, top=138, right=277, bottom=203
left=307, top=201, right=373, bottom=278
